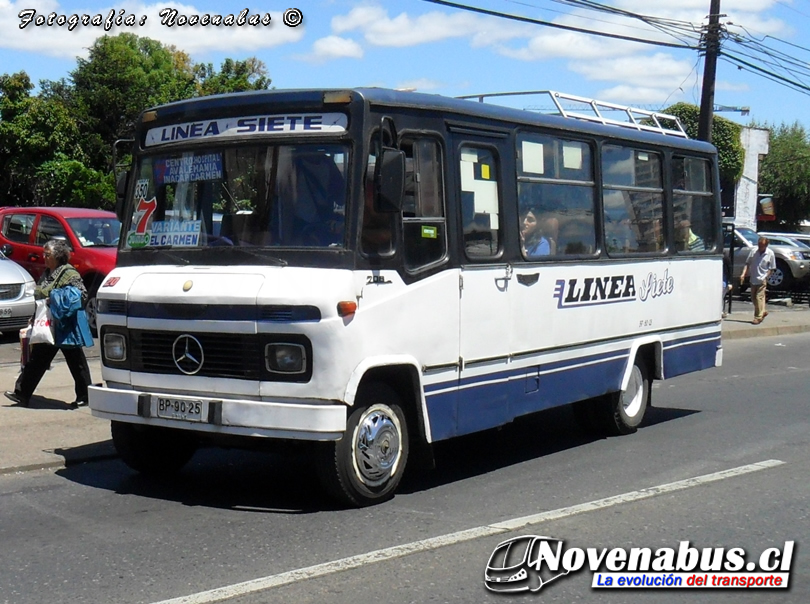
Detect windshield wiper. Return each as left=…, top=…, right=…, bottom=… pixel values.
left=139, top=246, right=191, bottom=265
left=210, top=246, right=287, bottom=266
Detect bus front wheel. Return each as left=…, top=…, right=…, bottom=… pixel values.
left=318, top=383, right=409, bottom=507
left=598, top=358, right=650, bottom=435
left=111, top=421, right=197, bottom=475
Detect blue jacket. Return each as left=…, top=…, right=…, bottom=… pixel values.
left=49, top=286, right=94, bottom=348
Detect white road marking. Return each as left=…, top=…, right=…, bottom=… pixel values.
left=151, top=459, right=785, bottom=604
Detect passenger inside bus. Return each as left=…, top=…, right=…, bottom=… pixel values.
left=290, top=151, right=346, bottom=247
left=676, top=219, right=705, bottom=252
left=520, top=208, right=551, bottom=258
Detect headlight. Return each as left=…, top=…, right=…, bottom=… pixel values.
left=24, top=281, right=35, bottom=297
left=103, top=333, right=127, bottom=361
left=789, top=251, right=803, bottom=260
left=265, top=343, right=306, bottom=374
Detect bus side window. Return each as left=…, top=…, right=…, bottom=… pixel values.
left=402, top=138, right=447, bottom=271
left=673, top=156, right=715, bottom=253
left=516, top=134, right=596, bottom=258
left=602, top=145, right=664, bottom=255
left=460, top=146, right=501, bottom=257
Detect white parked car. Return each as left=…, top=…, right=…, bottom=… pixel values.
left=0, top=252, right=36, bottom=334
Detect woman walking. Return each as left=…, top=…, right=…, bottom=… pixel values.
left=5, top=239, right=93, bottom=408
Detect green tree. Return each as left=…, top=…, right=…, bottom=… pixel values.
left=758, top=122, right=810, bottom=229
left=0, top=72, right=86, bottom=205
left=1, top=34, right=274, bottom=209
left=193, top=57, right=271, bottom=96
left=664, top=102, right=745, bottom=183
left=68, top=33, right=197, bottom=170
left=33, top=154, right=115, bottom=209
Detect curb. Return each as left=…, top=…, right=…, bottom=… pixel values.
left=0, top=452, right=119, bottom=476
left=720, top=323, right=810, bottom=341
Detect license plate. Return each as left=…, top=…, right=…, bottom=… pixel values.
left=0, top=308, right=11, bottom=318
left=155, top=397, right=204, bottom=422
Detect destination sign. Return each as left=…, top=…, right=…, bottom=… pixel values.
left=145, top=113, right=348, bottom=147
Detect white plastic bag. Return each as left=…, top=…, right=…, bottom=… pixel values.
left=30, top=299, right=54, bottom=346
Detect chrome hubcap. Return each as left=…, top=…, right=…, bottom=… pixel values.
left=352, top=405, right=402, bottom=487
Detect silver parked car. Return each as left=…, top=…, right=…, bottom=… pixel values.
left=724, top=226, right=810, bottom=291
left=758, top=231, right=810, bottom=250
left=0, top=252, right=36, bottom=334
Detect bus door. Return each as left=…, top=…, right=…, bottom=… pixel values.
left=456, top=140, right=512, bottom=436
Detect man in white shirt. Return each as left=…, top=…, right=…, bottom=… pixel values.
left=740, top=236, right=776, bottom=324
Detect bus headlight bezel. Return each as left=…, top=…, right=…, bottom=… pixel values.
left=262, top=335, right=313, bottom=382
left=100, top=327, right=130, bottom=369
left=104, top=333, right=127, bottom=361
left=265, top=343, right=307, bottom=374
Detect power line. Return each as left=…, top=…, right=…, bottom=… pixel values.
left=420, top=0, right=698, bottom=49
left=500, top=0, right=700, bottom=44
left=423, top=0, right=810, bottom=101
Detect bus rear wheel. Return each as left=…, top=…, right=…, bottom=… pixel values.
left=318, top=383, right=409, bottom=507
left=597, top=358, right=650, bottom=435
left=111, top=421, right=197, bottom=475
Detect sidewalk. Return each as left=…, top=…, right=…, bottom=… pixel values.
left=1, top=304, right=809, bottom=476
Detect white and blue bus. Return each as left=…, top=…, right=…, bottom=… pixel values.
left=90, top=88, right=722, bottom=507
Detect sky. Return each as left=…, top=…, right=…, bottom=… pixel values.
left=2, top=0, right=810, bottom=130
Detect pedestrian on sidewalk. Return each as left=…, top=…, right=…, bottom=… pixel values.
left=4, top=240, right=93, bottom=408
left=740, top=236, right=775, bottom=325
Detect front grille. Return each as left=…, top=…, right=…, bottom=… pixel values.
left=0, top=316, right=31, bottom=330
left=260, top=305, right=321, bottom=322
left=102, top=300, right=127, bottom=314
left=0, top=284, right=23, bottom=301
left=125, top=303, right=321, bottom=323
left=131, top=330, right=264, bottom=379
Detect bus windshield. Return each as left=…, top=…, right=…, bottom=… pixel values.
left=124, top=143, right=349, bottom=250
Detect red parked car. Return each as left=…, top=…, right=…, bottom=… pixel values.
left=0, top=207, right=120, bottom=332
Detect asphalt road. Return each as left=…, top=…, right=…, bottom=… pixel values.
left=0, top=332, right=808, bottom=603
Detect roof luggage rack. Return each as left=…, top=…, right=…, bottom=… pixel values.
left=456, top=90, right=688, bottom=138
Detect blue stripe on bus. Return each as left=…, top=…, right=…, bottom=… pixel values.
left=424, top=334, right=720, bottom=442
left=662, top=333, right=721, bottom=379
left=425, top=350, right=628, bottom=441
left=423, top=348, right=632, bottom=395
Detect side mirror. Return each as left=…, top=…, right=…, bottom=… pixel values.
left=115, top=172, right=129, bottom=222
left=0, top=243, right=12, bottom=257
left=374, top=148, right=404, bottom=213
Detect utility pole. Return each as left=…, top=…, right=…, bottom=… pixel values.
left=698, top=0, right=723, bottom=142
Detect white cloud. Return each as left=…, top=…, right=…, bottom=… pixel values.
left=332, top=5, right=388, bottom=33
left=496, top=30, right=638, bottom=61
left=395, top=78, right=444, bottom=92
left=571, top=53, right=696, bottom=88
left=303, top=36, right=364, bottom=62
left=595, top=84, right=683, bottom=105
left=331, top=5, right=527, bottom=48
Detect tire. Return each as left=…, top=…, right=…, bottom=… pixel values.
left=768, top=260, right=793, bottom=291
left=318, top=383, right=409, bottom=507
left=593, top=357, right=650, bottom=436
left=85, top=292, right=98, bottom=337
left=111, top=421, right=197, bottom=476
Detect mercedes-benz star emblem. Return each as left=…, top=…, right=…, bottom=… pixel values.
left=172, top=334, right=205, bottom=375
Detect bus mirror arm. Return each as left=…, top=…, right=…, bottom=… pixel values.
left=115, top=172, right=130, bottom=222
left=374, top=148, right=405, bottom=213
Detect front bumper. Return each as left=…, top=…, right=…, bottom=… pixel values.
left=88, top=385, right=347, bottom=441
